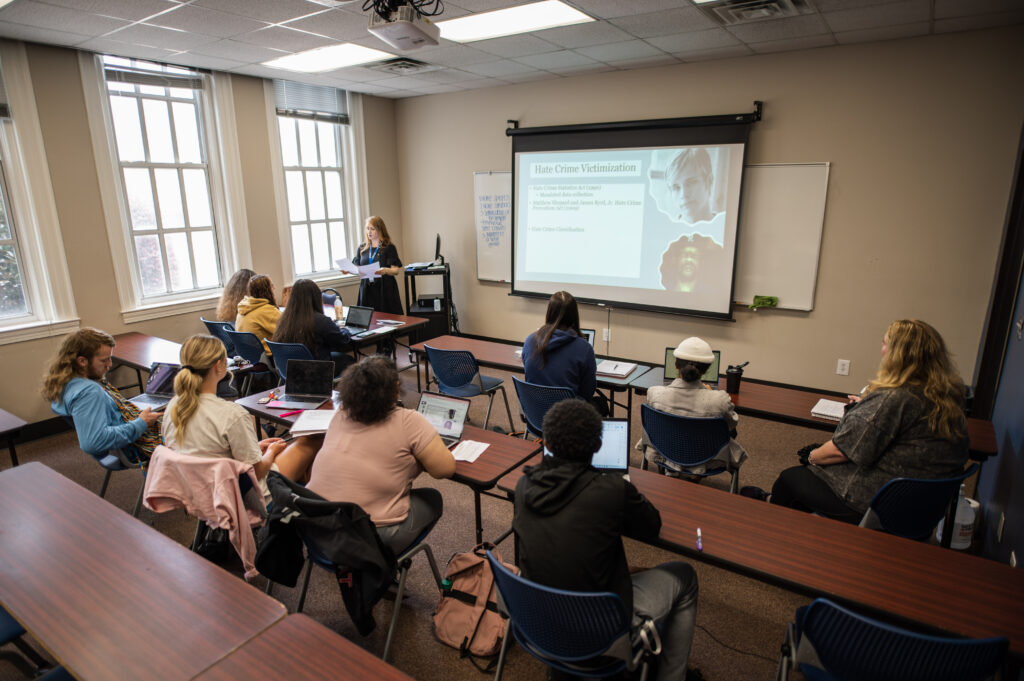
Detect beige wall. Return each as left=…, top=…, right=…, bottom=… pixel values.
left=393, top=26, right=1024, bottom=393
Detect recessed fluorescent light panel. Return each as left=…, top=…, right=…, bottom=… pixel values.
left=262, top=43, right=394, bottom=73
left=438, top=0, right=594, bottom=43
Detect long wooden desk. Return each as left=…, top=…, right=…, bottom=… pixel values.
left=496, top=461, right=1024, bottom=656
left=0, top=463, right=287, bottom=681
left=193, top=614, right=415, bottom=681
left=0, top=407, right=26, bottom=468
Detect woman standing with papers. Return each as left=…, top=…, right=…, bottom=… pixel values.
left=742, top=320, right=969, bottom=523
left=351, top=216, right=403, bottom=314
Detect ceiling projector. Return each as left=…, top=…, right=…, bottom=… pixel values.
left=367, top=4, right=440, bottom=50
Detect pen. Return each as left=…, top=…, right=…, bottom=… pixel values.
left=279, top=409, right=304, bottom=417
left=696, top=527, right=703, bottom=552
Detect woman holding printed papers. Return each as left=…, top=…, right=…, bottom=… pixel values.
left=161, top=335, right=321, bottom=499
left=742, top=320, right=968, bottom=523
left=307, top=356, right=455, bottom=553
left=349, top=216, right=403, bottom=314
left=522, top=291, right=607, bottom=415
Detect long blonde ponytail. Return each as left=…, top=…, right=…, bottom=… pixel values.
left=169, top=335, right=226, bottom=443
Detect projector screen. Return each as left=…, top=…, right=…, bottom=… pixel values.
left=510, top=118, right=751, bottom=320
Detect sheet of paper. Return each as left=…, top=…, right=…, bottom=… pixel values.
left=452, top=440, right=489, bottom=463
left=358, top=263, right=380, bottom=281
left=335, top=257, right=357, bottom=273
left=289, top=408, right=338, bottom=435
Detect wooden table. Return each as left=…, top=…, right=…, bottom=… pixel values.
left=0, top=463, right=286, bottom=681
left=193, top=614, right=415, bottom=681
left=111, top=332, right=183, bottom=391
left=345, top=311, right=430, bottom=360
left=0, top=408, right=26, bottom=468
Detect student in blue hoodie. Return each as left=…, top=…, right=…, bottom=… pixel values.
left=522, top=290, right=608, bottom=414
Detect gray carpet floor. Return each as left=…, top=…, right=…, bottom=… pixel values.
left=0, top=364, right=829, bottom=681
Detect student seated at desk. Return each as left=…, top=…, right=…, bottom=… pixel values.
left=161, top=335, right=320, bottom=500
left=44, top=328, right=162, bottom=463
left=522, top=291, right=607, bottom=415
left=306, top=356, right=455, bottom=554
left=513, top=399, right=700, bottom=681
left=743, top=320, right=969, bottom=523
left=273, top=279, right=354, bottom=377
left=235, top=274, right=280, bottom=358
left=216, top=268, right=254, bottom=323
left=637, top=337, right=747, bottom=476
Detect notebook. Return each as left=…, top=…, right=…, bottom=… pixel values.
left=129, top=362, right=181, bottom=409
left=417, top=392, right=471, bottom=446
left=545, top=418, right=630, bottom=475
left=580, top=328, right=596, bottom=346
left=268, top=359, right=335, bottom=409
left=811, top=398, right=847, bottom=422
left=343, top=305, right=378, bottom=339
left=664, top=347, right=721, bottom=388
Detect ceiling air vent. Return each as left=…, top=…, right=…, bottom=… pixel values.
left=698, top=0, right=814, bottom=25
left=365, top=57, right=441, bottom=75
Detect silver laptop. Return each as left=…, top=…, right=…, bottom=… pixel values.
left=343, top=305, right=377, bottom=339
left=417, top=392, right=471, bottom=447
left=545, top=418, right=630, bottom=475
left=270, top=359, right=334, bottom=410
left=664, top=347, right=721, bottom=388
left=129, top=362, right=181, bottom=409
left=580, top=328, right=596, bottom=346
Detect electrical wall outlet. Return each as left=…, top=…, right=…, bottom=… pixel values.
left=602, top=328, right=610, bottom=342
left=998, top=512, right=1006, bottom=543
left=836, top=359, right=850, bottom=376
left=1011, top=551, right=1017, bottom=568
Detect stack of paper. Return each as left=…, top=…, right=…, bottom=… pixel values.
left=596, top=360, right=637, bottom=378
left=811, top=399, right=846, bottom=422
left=289, top=409, right=337, bottom=436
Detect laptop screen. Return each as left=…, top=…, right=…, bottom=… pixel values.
left=417, top=392, right=470, bottom=439
left=284, top=359, right=335, bottom=396
left=580, top=328, right=596, bottom=346
left=146, top=363, right=181, bottom=396
left=544, top=419, right=629, bottom=472
left=345, top=305, right=374, bottom=329
left=664, top=347, right=721, bottom=385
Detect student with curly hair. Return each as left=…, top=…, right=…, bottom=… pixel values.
left=216, top=268, right=255, bottom=323
left=307, top=355, right=455, bottom=553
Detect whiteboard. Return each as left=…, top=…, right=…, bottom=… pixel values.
left=734, top=163, right=830, bottom=311
left=474, top=171, right=512, bottom=282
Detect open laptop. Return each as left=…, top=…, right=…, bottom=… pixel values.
left=580, top=328, right=596, bottom=346
left=343, top=305, right=379, bottom=340
left=268, top=359, right=335, bottom=409
left=129, top=362, right=181, bottom=409
left=664, top=347, right=721, bottom=388
left=417, top=392, right=471, bottom=446
left=545, top=418, right=630, bottom=476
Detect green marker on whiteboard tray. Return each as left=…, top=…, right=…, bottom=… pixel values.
left=750, top=295, right=778, bottom=311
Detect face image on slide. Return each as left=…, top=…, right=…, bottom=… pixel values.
left=649, top=147, right=729, bottom=247
left=659, top=234, right=725, bottom=294
left=667, top=148, right=714, bottom=223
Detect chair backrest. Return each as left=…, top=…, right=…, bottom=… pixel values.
left=224, top=330, right=265, bottom=365
left=201, top=317, right=236, bottom=356
left=861, top=464, right=979, bottom=540
left=263, top=340, right=315, bottom=381
left=424, top=345, right=481, bottom=389
left=794, top=598, right=1007, bottom=681
left=512, top=377, right=577, bottom=437
left=640, top=404, right=731, bottom=468
left=321, top=288, right=341, bottom=307
left=485, top=551, right=634, bottom=670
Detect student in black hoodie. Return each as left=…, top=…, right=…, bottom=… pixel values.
left=512, top=399, right=699, bottom=681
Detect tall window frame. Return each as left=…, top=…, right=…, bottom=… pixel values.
left=81, top=53, right=251, bottom=323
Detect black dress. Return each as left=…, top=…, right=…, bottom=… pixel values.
left=354, top=242, right=403, bottom=314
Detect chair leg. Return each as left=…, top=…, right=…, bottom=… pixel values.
left=382, top=560, right=412, bottom=663
left=729, top=469, right=739, bottom=495
left=190, top=519, right=205, bottom=552
left=483, top=392, right=496, bottom=430
left=498, top=386, right=514, bottom=432
left=494, top=619, right=513, bottom=681
left=296, top=560, right=314, bottom=613
left=98, top=470, right=113, bottom=498
left=264, top=578, right=274, bottom=596
left=131, top=482, right=144, bottom=518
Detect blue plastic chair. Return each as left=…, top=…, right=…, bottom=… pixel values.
left=777, top=598, right=1008, bottom=681
left=60, top=415, right=144, bottom=517
left=264, top=340, right=315, bottom=383
left=200, top=317, right=236, bottom=356
left=486, top=551, right=660, bottom=681
left=640, top=404, right=739, bottom=493
left=424, top=345, right=513, bottom=430
left=511, top=377, right=576, bottom=439
left=223, top=330, right=274, bottom=395
left=859, top=463, right=979, bottom=545
left=1, top=605, right=51, bottom=676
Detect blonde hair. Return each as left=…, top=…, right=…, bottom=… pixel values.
left=864, top=320, right=965, bottom=441
left=41, top=328, right=115, bottom=402
left=216, top=268, right=254, bottom=322
left=364, top=215, right=393, bottom=247
left=169, top=335, right=226, bottom=443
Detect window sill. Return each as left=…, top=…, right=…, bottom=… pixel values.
left=121, top=294, right=221, bottom=324
left=0, top=318, right=80, bottom=346
left=307, top=273, right=360, bottom=290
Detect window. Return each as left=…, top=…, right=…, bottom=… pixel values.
left=0, top=156, right=28, bottom=321
left=273, top=81, right=361, bottom=280
left=102, top=56, right=222, bottom=299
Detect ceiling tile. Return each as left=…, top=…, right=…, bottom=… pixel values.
left=106, top=22, right=220, bottom=50
left=513, top=49, right=597, bottom=69
left=822, top=0, right=930, bottom=33
left=576, top=39, right=664, bottom=62
left=359, top=75, right=431, bottom=89
left=567, top=0, right=686, bottom=21
left=934, top=9, right=1024, bottom=32
left=148, top=5, right=270, bottom=38
left=0, top=21, right=91, bottom=46
left=37, top=0, right=178, bottom=22
left=548, top=62, right=614, bottom=76
left=471, top=34, right=561, bottom=58
left=675, top=45, right=754, bottom=62
left=647, top=28, right=741, bottom=53
left=608, top=7, right=718, bottom=38
left=726, top=14, right=831, bottom=43
left=414, top=68, right=480, bottom=83
left=166, top=52, right=248, bottom=70
left=230, top=25, right=335, bottom=51
left=410, top=83, right=463, bottom=94
left=0, top=1, right=131, bottom=35
left=317, top=65, right=392, bottom=82
left=463, top=59, right=539, bottom=76
left=834, top=21, right=929, bottom=44
left=445, top=0, right=536, bottom=12
left=345, top=81, right=399, bottom=94
left=77, top=36, right=177, bottom=59
left=533, top=20, right=632, bottom=48
left=935, top=0, right=1023, bottom=19
left=452, top=76, right=508, bottom=89
left=608, top=54, right=679, bottom=69
left=814, top=0, right=910, bottom=11
left=189, top=39, right=290, bottom=62
left=192, top=0, right=327, bottom=24
left=280, top=8, right=366, bottom=41
left=501, top=70, right=556, bottom=83
left=748, top=33, right=837, bottom=54
left=412, top=43, right=507, bottom=66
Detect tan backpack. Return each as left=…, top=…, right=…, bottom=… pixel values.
left=433, top=543, right=517, bottom=663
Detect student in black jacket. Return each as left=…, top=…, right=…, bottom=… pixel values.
left=273, top=278, right=354, bottom=377
left=513, top=399, right=699, bottom=681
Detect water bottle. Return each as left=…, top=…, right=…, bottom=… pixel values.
left=334, top=297, right=343, bottom=322
left=936, top=483, right=977, bottom=550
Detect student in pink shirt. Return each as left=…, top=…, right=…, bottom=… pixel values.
left=307, top=356, right=455, bottom=553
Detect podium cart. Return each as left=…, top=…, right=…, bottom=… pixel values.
left=404, top=263, right=452, bottom=344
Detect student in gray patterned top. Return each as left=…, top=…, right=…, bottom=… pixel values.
left=743, top=319, right=969, bottom=523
